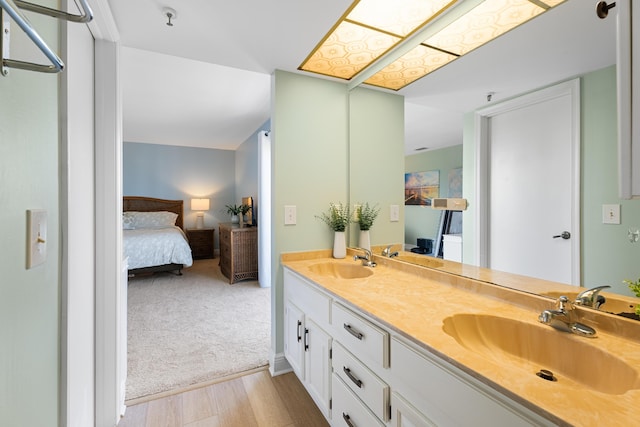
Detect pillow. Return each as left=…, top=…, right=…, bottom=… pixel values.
left=123, top=212, right=135, bottom=230
left=125, top=211, right=178, bottom=229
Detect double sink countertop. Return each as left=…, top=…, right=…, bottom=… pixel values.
left=281, top=249, right=640, bottom=427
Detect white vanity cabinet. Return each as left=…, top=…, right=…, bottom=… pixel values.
left=391, top=337, right=556, bottom=427
left=283, top=269, right=332, bottom=418
left=283, top=264, right=557, bottom=426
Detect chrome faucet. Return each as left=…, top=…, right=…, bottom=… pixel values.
left=381, top=244, right=399, bottom=258
left=353, top=248, right=376, bottom=267
left=538, top=296, right=597, bottom=337
left=574, top=285, right=610, bottom=309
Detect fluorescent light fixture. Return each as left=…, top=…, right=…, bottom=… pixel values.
left=300, top=0, right=567, bottom=90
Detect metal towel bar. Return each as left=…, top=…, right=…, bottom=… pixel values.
left=0, top=0, right=93, bottom=75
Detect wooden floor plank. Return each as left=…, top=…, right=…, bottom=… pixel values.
left=145, top=394, right=183, bottom=427
left=271, top=373, right=330, bottom=427
left=242, top=370, right=293, bottom=427
left=118, top=368, right=328, bottom=427
left=182, top=385, right=218, bottom=425
left=212, top=377, right=259, bottom=427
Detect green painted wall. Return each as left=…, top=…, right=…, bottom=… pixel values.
left=0, top=10, right=60, bottom=425
left=349, top=87, right=405, bottom=247
left=272, top=71, right=404, bottom=355
left=405, top=145, right=463, bottom=247
left=463, top=65, right=640, bottom=297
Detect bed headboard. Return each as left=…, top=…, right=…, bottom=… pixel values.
left=123, top=196, right=184, bottom=230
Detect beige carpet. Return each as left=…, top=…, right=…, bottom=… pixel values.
left=126, top=259, right=270, bottom=401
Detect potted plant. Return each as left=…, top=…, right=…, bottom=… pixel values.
left=622, top=278, right=640, bottom=320
left=316, top=202, right=350, bottom=258
left=355, top=202, right=380, bottom=251
left=226, top=204, right=246, bottom=224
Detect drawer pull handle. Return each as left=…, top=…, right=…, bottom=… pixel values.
left=296, top=320, right=302, bottom=342
left=304, top=328, right=309, bottom=351
left=342, top=412, right=356, bottom=427
left=343, top=366, right=363, bottom=388
left=344, top=323, right=364, bottom=340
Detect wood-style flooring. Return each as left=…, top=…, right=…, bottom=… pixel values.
left=118, top=368, right=329, bottom=427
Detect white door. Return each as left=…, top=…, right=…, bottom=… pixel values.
left=478, top=80, right=580, bottom=285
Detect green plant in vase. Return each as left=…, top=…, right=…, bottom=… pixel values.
left=355, top=202, right=380, bottom=231
left=316, top=202, right=350, bottom=258
left=355, top=202, right=379, bottom=251
left=622, top=278, right=640, bottom=316
left=226, top=204, right=247, bottom=224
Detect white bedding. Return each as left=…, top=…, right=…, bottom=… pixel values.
left=124, top=226, right=193, bottom=270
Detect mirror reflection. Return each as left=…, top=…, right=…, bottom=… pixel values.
left=350, top=1, right=640, bottom=320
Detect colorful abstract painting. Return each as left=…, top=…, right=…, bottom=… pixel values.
left=404, top=170, right=439, bottom=206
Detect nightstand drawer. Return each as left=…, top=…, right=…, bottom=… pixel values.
left=186, top=228, right=214, bottom=259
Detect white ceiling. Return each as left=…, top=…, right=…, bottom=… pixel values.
left=109, top=0, right=617, bottom=155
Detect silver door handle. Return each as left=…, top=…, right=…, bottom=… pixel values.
left=553, top=231, right=571, bottom=240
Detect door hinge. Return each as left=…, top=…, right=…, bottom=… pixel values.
left=329, top=348, right=332, bottom=359
left=329, top=398, right=332, bottom=410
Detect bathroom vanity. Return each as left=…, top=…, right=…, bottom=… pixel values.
left=282, top=250, right=640, bottom=427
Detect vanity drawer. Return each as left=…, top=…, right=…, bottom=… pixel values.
left=332, top=373, right=385, bottom=427
left=332, top=302, right=389, bottom=368
left=332, top=341, right=389, bottom=422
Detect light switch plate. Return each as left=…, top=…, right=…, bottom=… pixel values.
left=27, top=209, right=47, bottom=269
left=602, top=204, right=620, bottom=224
left=390, top=204, right=400, bottom=222
left=284, top=205, right=296, bottom=225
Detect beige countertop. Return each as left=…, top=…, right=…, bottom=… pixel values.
left=281, top=250, right=640, bottom=427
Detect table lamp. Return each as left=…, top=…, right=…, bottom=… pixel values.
left=191, top=198, right=210, bottom=229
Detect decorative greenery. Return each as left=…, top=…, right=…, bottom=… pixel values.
left=226, top=204, right=248, bottom=216
left=355, top=202, right=380, bottom=231
left=240, top=204, right=251, bottom=215
left=316, top=202, right=351, bottom=232
left=622, top=278, right=640, bottom=316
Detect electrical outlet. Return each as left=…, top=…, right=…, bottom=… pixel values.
left=284, top=205, right=296, bottom=225
left=602, top=204, right=620, bottom=224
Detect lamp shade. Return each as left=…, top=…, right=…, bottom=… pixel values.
left=191, top=198, right=210, bottom=211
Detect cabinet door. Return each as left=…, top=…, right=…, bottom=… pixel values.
left=304, top=317, right=332, bottom=418
left=391, top=392, right=436, bottom=427
left=284, top=301, right=305, bottom=379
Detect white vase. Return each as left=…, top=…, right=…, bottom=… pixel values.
left=333, top=231, right=346, bottom=259
left=231, top=214, right=239, bottom=224
left=358, top=229, right=371, bottom=251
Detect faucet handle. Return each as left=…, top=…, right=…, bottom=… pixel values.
left=556, top=295, right=572, bottom=312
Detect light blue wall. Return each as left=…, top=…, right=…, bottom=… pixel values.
left=463, top=65, right=640, bottom=296
left=236, top=119, right=269, bottom=223
left=123, top=142, right=236, bottom=246
left=405, top=145, right=463, bottom=247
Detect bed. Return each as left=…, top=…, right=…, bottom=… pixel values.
left=123, top=196, right=193, bottom=276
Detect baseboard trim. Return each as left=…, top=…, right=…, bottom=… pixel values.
left=270, top=352, right=292, bottom=376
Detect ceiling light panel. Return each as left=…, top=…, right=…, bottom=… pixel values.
left=299, top=0, right=454, bottom=79
left=423, top=0, right=546, bottom=56
left=300, top=21, right=400, bottom=79
left=364, top=44, right=458, bottom=90
left=300, top=0, right=567, bottom=90
left=348, top=0, right=455, bottom=37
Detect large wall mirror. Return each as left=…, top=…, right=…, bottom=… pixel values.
left=349, top=1, right=640, bottom=320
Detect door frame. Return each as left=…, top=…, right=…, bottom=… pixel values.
left=472, top=79, right=581, bottom=285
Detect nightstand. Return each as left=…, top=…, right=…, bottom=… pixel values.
left=186, top=228, right=215, bottom=260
